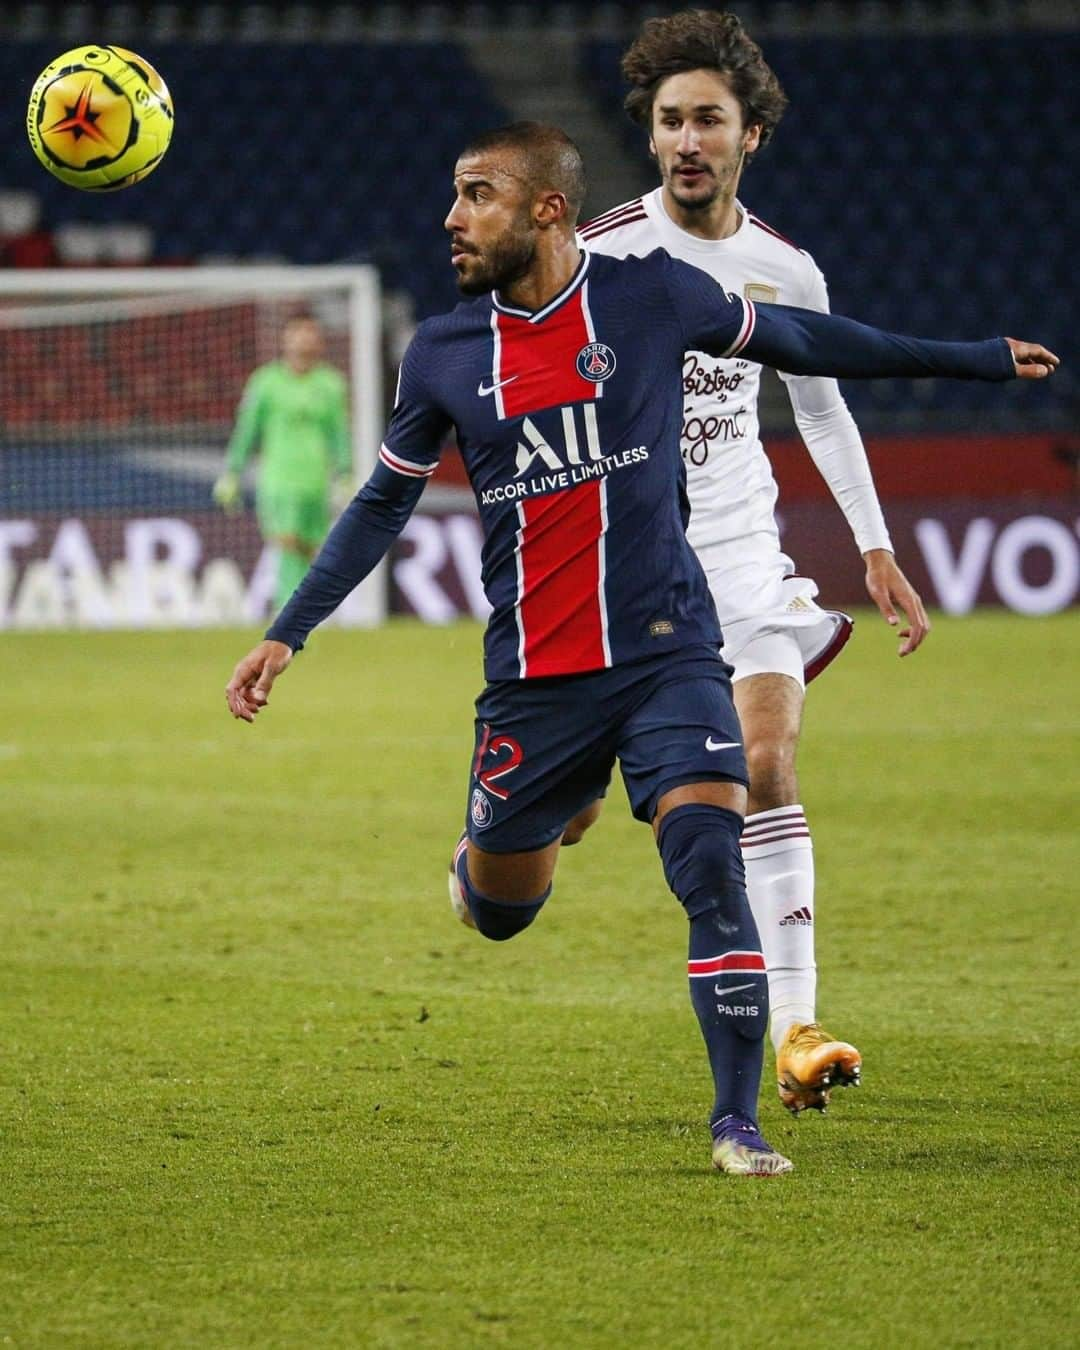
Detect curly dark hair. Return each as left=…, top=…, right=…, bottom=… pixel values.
left=622, top=9, right=788, bottom=151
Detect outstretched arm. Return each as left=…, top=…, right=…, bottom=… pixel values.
left=661, top=252, right=1059, bottom=382
left=742, top=303, right=1058, bottom=382
left=756, top=301, right=1054, bottom=651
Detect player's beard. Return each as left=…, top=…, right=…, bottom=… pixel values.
left=456, top=218, right=536, bottom=296
left=666, top=146, right=744, bottom=213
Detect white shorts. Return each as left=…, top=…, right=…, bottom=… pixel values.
left=717, top=575, right=853, bottom=690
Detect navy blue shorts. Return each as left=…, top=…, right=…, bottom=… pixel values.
left=465, top=644, right=747, bottom=854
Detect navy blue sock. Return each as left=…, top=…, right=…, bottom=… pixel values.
left=658, top=803, right=768, bottom=1128
left=455, top=848, right=549, bottom=942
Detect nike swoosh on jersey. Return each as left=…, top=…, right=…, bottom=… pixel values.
left=705, top=737, right=742, bottom=751
left=477, top=375, right=521, bottom=397
left=714, top=983, right=756, bottom=996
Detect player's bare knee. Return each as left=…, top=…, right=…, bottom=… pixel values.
left=744, top=740, right=798, bottom=811
left=735, top=675, right=803, bottom=810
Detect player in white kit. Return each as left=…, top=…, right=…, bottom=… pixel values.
left=582, top=9, right=930, bottom=1113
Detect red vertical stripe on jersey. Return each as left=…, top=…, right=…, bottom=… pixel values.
left=518, top=481, right=606, bottom=677
left=495, top=292, right=595, bottom=418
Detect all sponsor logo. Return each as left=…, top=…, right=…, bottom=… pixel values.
left=476, top=403, right=650, bottom=505
left=781, top=907, right=814, bottom=926
left=575, top=342, right=617, bottom=383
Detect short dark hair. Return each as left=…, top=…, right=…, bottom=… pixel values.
left=622, top=9, right=787, bottom=151
left=458, top=121, right=587, bottom=222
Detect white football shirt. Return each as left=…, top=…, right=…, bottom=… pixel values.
left=582, top=188, right=892, bottom=626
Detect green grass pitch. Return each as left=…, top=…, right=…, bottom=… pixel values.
left=1, top=612, right=1076, bottom=1347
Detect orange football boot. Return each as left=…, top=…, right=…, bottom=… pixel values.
left=776, top=1022, right=861, bottom=1114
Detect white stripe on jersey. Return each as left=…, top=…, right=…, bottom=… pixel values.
left=723, top=297, right=757, bottom=358
left=489, top=307, right=507, bottom=421
left=597, top=476, right=612, bottom=667
left=380, top=444, right=437, bottom=478
left=580, top=278, right=603, bottom=399
left=583, top=402, right=601, bottom=460
left=513, top=499, right=528, bottom=678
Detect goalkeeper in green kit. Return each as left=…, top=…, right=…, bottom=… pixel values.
left=213, top=315, right=352, bottom=610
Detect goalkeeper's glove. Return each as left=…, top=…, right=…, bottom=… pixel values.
left=331, top=474, right=357, bottom=514
left=212, top=471, right=241, bottom=513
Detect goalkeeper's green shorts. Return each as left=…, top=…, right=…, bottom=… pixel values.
left=256, top=483, right=329, bottom=548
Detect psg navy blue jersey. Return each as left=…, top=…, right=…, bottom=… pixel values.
left=266, top=247, right=1012, bottom=671
left=382, top=249, right=755, bottom=679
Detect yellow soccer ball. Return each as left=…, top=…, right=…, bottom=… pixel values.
left=27, top=45, right=174, bottom=191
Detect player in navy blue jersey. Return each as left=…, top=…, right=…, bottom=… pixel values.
left=225, top=123, right=1057, bottom=1176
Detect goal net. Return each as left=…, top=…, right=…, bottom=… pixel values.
left=0, top=265, right=384, bottom=630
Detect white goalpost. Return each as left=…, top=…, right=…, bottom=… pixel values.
left=0, top=265, right=385, bottom=631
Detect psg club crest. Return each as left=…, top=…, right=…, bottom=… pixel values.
left=576, top=342, right=617, bottom=383
left=470, top=787, right=493, bottom=830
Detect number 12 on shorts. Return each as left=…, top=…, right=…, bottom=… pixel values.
left=473, top=723, right=523, bottom=800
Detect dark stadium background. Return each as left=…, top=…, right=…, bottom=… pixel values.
left=0, top=0, right=1076, bottom=622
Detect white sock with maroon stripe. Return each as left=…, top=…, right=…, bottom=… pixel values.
left=741, top=805, right=816, bottom=1054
